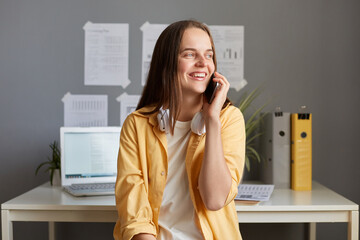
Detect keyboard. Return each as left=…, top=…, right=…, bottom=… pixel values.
left=63, top=182, right=115, bottom=197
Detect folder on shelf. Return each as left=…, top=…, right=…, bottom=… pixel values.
left=291, top=113, right=312, bottom=191
left=260, top=111, right=291, bottom=188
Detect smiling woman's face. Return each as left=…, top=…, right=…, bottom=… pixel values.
left=178, top=27, right=215, bottom=98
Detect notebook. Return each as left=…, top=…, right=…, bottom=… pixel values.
left=60, top=127, right=121, bottom=197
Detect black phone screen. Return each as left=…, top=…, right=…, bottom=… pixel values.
left=204, top=74, right=219, bottom=104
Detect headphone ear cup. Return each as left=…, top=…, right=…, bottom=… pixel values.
left=157, top=112, right=166, bottom=132
left=157, top=108, right=170, bottom=133
left=191, top=112, right=206, bottom=135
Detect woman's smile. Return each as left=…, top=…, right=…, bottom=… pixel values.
left=188, top=71, right=208, bottom=81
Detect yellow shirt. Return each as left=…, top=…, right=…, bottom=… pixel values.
left=113, top=104, right=245, bottom=240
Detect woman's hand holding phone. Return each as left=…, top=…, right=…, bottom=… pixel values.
left=202, top=72, right=230, bottom=121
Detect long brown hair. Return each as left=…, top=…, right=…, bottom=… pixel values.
left=136, top=20, right=231, bottom=133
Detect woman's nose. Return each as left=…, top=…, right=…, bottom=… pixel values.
left=195, top=56, right=206, bottom=67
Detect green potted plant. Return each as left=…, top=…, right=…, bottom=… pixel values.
left=35, top=141, right=61, bottom=186
left=238, top=87, right=268, bottom=172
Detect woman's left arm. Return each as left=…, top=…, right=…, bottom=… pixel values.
left=199, top=72, right=245, bottom=211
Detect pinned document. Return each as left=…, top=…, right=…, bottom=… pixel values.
left=209, top=25, right=247, bottom=91
left=140, top=22, right=168, bottom=86
left=291, top=112, right=312, bottom=191
left=116, top=93, right=141, bottom=126
left=62, top=92, right=108, bottom=127
left=83, top=22, right=130, bottom=87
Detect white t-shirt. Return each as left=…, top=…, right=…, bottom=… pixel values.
left=157, top=121, right=203, bottom=240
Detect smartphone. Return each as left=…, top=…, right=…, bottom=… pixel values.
left=204, top=73, right=220, bottom=104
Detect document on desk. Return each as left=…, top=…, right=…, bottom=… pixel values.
left=235, top=184, right=274, bottom=201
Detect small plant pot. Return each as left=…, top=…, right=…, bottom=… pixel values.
left=52, top=169, right=61, bottom=187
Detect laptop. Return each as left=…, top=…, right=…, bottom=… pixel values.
left=60, top=127, right=121, bottom=197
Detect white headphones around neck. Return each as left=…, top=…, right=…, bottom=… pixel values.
left=157, top=107, right=206, bottom=135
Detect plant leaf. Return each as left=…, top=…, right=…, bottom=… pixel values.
left=35, top=140, right=61, bottom=176
left=238, top=86, right=262, bottom=113
left=50, top=169, right=54, bottom=185
left=35, top=162, right=50, bottom=175
left=246, top=132, right=264, bottom=145
left=245, top=155, right=250, bottom=172
left=246, top=104, right=267, bottom=126
left=247, top=145, right=261, bottom=163
left=238, top=85, right=271, bottom=172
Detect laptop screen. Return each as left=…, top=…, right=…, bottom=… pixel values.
left=60, top=127, right=121, bottom=186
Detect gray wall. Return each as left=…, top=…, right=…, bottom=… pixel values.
left=1, top=0, right=359, bottom=239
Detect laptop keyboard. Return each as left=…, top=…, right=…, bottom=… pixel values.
left=64, top=183, right=115, bottom=196
left=69, top=183, right=115, bottom=191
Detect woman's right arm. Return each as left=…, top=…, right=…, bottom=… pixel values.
left=114, top=114, right=157, bottom=240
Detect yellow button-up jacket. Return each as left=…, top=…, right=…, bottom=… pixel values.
left=114, top=104, right=245, bottom=240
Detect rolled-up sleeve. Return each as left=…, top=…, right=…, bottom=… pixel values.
left=113, top=114, right=157, bottom=240
left=221, top=106, right=246, bottom=206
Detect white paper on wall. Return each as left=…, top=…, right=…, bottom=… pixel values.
left=116, top=92, right=141, bottom=126
left=83, top=21, right=130, bottom=87
left=209, top=25, right=247, bottom=91
left=62, top=92, right=108, bottom=127
left=140, top=21, right=168, bottom=86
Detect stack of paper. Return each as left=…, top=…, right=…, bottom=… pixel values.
left=235, top=184, right=274, bottom=202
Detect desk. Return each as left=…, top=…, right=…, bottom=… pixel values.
left=2, top=181, right=358, bottom=240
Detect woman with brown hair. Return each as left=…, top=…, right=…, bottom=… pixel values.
left=114, top=20, right=245, bottom=240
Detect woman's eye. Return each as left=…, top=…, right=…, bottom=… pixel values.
left=185, top=52, right=195, bottom=58
left=206, top=53, right=213, bottom=59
